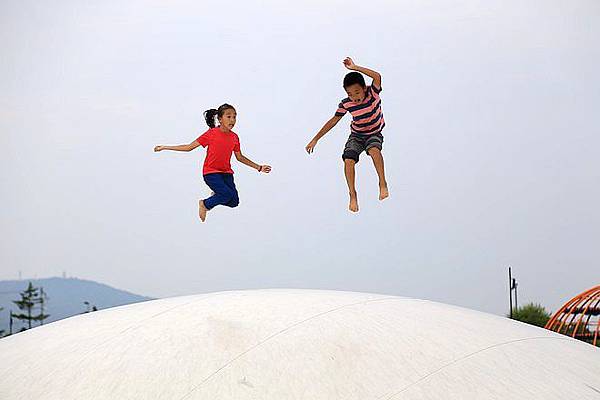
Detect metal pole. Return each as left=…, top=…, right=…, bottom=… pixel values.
left=509, top=267, right=513, bottom=318
left=40, top=287, right=45, bottom=326
left=513, top=279, right=518, bottom=310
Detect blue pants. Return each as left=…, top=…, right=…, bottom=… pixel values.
left=203, top=173, right=239, bottom=210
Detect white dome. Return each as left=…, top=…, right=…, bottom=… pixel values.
left=1, top=289, right=599, bottom=399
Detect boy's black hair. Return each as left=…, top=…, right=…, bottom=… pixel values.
left=203, top=103, right=236, bottom=128
left=343, top=72, right=366, bottom=88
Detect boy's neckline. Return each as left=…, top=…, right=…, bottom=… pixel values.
left=346, top=86, right=371, bottom=105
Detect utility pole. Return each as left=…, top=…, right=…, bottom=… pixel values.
left=509, top=267, right=513, bottom=318
left=513, top=278, right=518, bottom=310
left=39, top=287, right=46, bottom=326
left=508, top=267, right=519, bottom=318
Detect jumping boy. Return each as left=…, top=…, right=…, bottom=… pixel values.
left=306, top=57, right=388, bottom=212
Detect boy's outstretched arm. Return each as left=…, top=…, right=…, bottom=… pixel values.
left=306, top=115, right=342, bottom=154
left=343, top=57, right=381, bottom=89
left=154, top=141, right=200, bottom=152
left=234, top=151, right=272, bottom=173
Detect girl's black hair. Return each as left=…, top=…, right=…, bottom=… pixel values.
left=343, top=72, right=366, bottom=88
left=203, top=103, right=236, bottom=128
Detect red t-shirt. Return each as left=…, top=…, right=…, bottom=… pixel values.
left=195, top=127, right=241, bottom=175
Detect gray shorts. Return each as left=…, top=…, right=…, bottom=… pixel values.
left=342, top=132, right=384, bottom=163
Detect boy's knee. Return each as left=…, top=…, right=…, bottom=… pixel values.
left=342, top=152, right=359, bottom=164
left=367, top=146, right=382, bottom=157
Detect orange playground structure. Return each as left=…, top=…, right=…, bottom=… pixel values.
left=546, top=285, right=600, bottom=347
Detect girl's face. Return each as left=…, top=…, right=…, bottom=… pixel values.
left=218, top=108, right=237, bottom=131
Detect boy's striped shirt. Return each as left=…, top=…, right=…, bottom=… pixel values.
left=335, top=84, right=385, bottom=135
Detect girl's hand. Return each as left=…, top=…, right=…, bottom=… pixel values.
left=154, top=145, right=164, bottom=152
left=306, top=139, right=318, bottom=154
left=343, top=57, right=357, bottom=70
left=259, top=165, right=272, bottom=173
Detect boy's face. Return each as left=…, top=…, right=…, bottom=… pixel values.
left=345, top=83, right=367, bottom=103
left=218, top=109, right=237, bottom=131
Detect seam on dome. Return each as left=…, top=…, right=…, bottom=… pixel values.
left=380, top=336, right=574, bottom=399
left=585, top=384, right=600, bottom=394
left=115, top=293, right=221, bottom=335
left=69, top=293, right=221, bottom=373
left=178, top=296, right=417, bottom=400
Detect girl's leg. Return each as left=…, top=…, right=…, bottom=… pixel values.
left=367, top=147, right=389, bottom=200
left=201, top=174, right=235, bottom=221
left=222, top=174, right=239, bottom=208
left=198, top=199, right=208, bottom=222
left=344, top=159, right=359, bottom=212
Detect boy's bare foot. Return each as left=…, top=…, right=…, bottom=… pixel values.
left=198, top=200, right=207, bottom=222
left=379, top=184, right=389, bottom=201
left=349, top=193, right=359, bottom=213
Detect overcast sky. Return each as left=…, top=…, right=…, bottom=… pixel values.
left=1, top=0, right=598, bottom=315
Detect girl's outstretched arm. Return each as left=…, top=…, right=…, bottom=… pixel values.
left=343, top=57, right=381, bottom=89
left=234, top=151, right=271, bottom=173
left=154, top=141, right=200, bottom=152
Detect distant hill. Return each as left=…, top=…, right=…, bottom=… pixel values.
left=0, top=277, right=153, bottom=335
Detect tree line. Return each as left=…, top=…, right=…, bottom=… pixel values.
left=1, top=281, right=97, bottom=338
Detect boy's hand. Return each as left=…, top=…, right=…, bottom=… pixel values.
left=259, top=165, right=272, bottom=173
left=305, top=139, right=318, bottom=154
left=343, top=57, right=357, bottom=70
left=154, top=145, right=164, bottom=152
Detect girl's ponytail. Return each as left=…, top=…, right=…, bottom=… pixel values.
left=203, top=109, right=219, bottom=128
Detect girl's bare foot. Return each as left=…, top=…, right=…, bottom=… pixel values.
left=379, top=184, right=389, bottom=200
left=349, top=193, right=359, bottom=212
left=198, top=200, right=207, bottom=222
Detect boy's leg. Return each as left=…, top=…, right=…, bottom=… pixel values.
left=367, top=146, right=389, bottom=200
left=342, top=134, right=363, bottom=213
left=222, top=174, right=239, bottom=208
left=344, top=159, right=359, bottom=212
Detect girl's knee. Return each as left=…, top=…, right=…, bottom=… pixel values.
left=223, top=187, right=239, bottom=207
left=213, top=188, right=234, bottom=204
left=226, top=194, right=239, bottom=208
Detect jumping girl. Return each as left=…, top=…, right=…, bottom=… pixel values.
left=154, top=104, right=271, bottom=222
